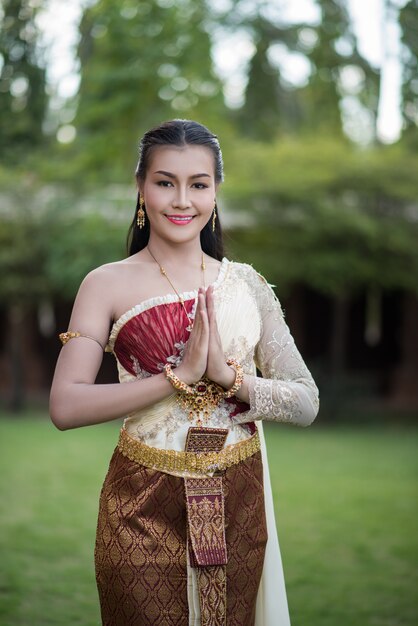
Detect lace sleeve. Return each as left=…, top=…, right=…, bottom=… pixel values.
left=245, top=271, right=319, bottom=426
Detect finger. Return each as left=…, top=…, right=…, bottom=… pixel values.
left=207, top=287, right=218, bottom=330
left=200, top=308, right=209, bottom=331
left=190, top=291, right=204, bottom=336
left=198, top=294, right=209, bottom=334
left=190, top=289, right=204, bottom=333
left=198, top=289, right=209, bottom=333
left=199, top=289, right=207, bottom=317
left=206, top=285, right=214, bottom=318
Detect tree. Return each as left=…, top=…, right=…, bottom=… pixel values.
left=0, top=0, right=48, bottom=408
left=0, top=168, right=48, bottom=410
left=234, top=14, right=302, bottom=139
left=297, top=0, right=380, bottom=138
left=71, top=0, right=225, bottom=181
left=399, top=0, right=418, bottom=140
left=224, top=136, right=418, bottom=294
left=222, top=134, right=418, bottom=378
left=0, top=175, right=128, bottom=410
left=0, top=0, right=47, bottom=163
left=219, top=0, right=379, bottom=141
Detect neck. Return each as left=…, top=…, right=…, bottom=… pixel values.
left=147, top=234, right=204, bottom=266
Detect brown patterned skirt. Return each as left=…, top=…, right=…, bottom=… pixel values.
left=94, top=443, right=267, bottom=626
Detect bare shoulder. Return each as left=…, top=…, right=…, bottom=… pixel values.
left=79, top=255, right=142, bottom=292
left=83, top=257, right=129, bottom=280
left=77, top=253, right=152, bottom=316
left=72, top=260, right=128, bottom=316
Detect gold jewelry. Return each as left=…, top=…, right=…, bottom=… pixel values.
left=212, top=204, right=217, bottom=232
left=118, top=427, right=261, bottom=475
left=223, top=358, right=244, bottom=397
left=59, top=331, right=104, bottom=350
left=164, top=364, right=226, bottom=426
left=137, top=194, right=145, bottom=228
left=178, top=377, right=225, bottom=426
left=147, top=247, right=206, bottom=332
left=164, top=363, right=195, bottom=394
left=164, top=361, right=244, bottom=425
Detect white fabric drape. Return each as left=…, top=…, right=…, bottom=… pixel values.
left=107, top=259, right=319, bottom=625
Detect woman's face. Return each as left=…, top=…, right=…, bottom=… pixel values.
left=139, top=144, right=217, bottom=245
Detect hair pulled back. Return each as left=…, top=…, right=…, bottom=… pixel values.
left=127, top=119, right=225, bottom=260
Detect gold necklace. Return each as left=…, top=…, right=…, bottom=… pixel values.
left=147, top=247, right=206, bottom=332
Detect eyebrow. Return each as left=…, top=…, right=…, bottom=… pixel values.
left=154, top=170, right=211, bottom=179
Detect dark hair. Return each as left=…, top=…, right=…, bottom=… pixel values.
left=127, top=119, right=225, bottom=260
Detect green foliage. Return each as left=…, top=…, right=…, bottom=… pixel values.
left=0, top=171, right=127, bottom=303
left=44, top=210, right=126, bottom=299
left=399, top=0, right=418, bottom=138
left=242, top=34, right=283, bottom=139
left=1, top=134, right=418, bottom=304
left=71, top=0, right=225, bottom=181
left=0, top=0, right=417, bottom=306
left=224, top=0, right=379, bottom=140
left=0, top=168, right=48, bottom=303
left=235, top=18, right=301, bottom=139
left=222, top=135, right=418, bottom=295
left=0, top=215, right=48, bottom=303
left=0, top=0, right=48, bottom=163
left=298, top=0, right=379, bottom=135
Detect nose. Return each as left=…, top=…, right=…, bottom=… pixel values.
left=172, top=186, right=192, bottom=209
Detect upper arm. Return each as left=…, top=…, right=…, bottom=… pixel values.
left=51, top=266, right=115, bottom=389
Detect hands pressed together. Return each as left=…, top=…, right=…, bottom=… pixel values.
left=175, top=285, right=236, bottom=390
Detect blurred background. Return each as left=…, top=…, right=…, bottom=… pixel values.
left=1, top=0, right=418, bottom=416
left=0, top=1, right=417, bottom=625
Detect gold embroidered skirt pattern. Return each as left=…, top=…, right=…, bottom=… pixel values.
left=184, top=428, right=229, bottom=626
left=94, top=429, right=267, bottom=626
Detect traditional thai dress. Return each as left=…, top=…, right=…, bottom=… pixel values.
left=94, top=258, right=319, bottom=626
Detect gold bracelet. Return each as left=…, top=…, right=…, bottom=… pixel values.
left=163, top=360, right=244, bottom=426
left=59, top=331, right=103, bottom=350
left=163, top=364, right=227, bottom=426
left=163, top=363, right=195, bottom=394
left=223, top=358, right=244, bottom=398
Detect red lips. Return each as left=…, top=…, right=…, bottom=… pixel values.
left=165, top=215, right=195, bottom=225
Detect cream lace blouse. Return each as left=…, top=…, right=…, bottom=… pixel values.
left=106, top=259, right=319, bottom=452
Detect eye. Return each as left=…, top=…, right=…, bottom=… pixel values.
left=156, top=180, right=173, bottom=187
left=193, top=182, right=209, bottom=189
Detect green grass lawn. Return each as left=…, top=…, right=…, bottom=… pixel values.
left=0, top=414, right=417, bottom=626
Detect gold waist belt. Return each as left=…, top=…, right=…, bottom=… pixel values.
left=117, top=427, right=260, bottom=475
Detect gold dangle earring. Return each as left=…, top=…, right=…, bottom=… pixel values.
left=136, top=194, right=146, bottom=229
left=212, top=201, right=217, bottom=232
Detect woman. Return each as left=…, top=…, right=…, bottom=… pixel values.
left=50, top=119, right=319, bottom=626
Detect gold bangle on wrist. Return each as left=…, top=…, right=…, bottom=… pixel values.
left=163, top=359, right=244, bottom=426
left=223, top=358, right=244, bottom=398
left=163, top=363, right=195, bottom=394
